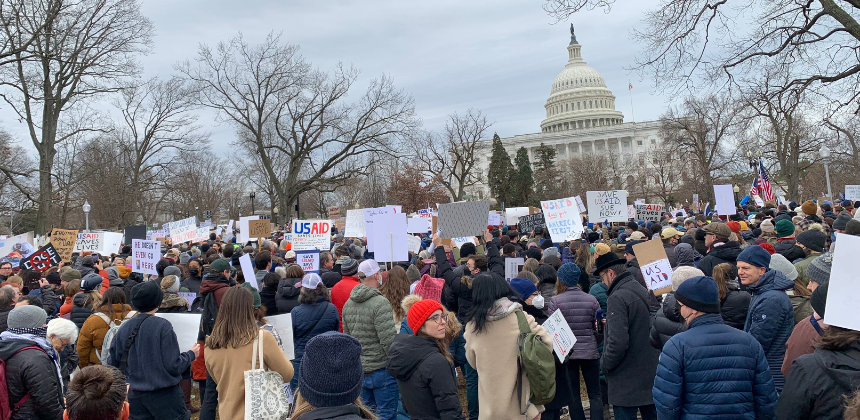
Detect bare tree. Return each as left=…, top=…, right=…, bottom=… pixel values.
left=419, top=109, right=491, bottom=201
left=0, top=0, right=153, bottom=233
left=823, top=115, right=860, bottom=184
left=0, top=0, right=60, bottom=66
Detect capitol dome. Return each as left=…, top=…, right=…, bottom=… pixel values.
left=540, top=28, right=624, bottom=132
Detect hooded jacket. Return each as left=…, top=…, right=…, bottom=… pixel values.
left=653, top=313, right=778, bottom=420
left=386, top=335, right=464, bottom=420
left=744, top=269, right=795, bottom=391
left=196, top=273, right=232, bottom=342
left=776, top=342, right=860, bottom=420
left=0, top=304, right=13, bottom=333
left=0, top=337, right=65, bottom=420
left=291, top=296, right=340, bottom=362
left=331, top=275, right=361, bottom=331
left=696, top=241, right=743, bottom=276
left=77, top=303, right=134, bottom=367
left=105, top=266, right=124, bottom=288
left=275, top=277, right=302, bottom=313
left=260, top=282, right=278, bottom=316
left=342, top=284, right=396, bottom=373
left=650, top=292, right=686, bottom=350
left=546, top=286, right=600, bottom=360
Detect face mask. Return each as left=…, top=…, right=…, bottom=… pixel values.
left=189, top=268, right=199, bottom=276
left=532, top=294, right=545, bottom=309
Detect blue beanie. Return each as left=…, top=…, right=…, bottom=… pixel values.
left=674, top=276, right=720, bottom=314
left=557, top=263, right=581, bottom=287
left=737, top=245, right=771, bottom=269
left=510, top=278, right=538, bottom=300
left=299, top=332, right=363, bottom=408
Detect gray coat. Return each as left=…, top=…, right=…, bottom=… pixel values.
left=649, top=292, right=686, bottom=350
left=546, top=287, right=600, bottom=360
left=601, top=271, right=661, bottom=407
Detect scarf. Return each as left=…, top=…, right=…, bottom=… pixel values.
left=486, top=297, right=522, bottom=322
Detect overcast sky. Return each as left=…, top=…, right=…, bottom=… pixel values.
left=3, top=0, right=670, bottom=152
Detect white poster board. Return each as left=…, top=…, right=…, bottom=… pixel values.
left=370, top=213, right=408, bottom=262
left=505, top=207, right=530, bottom=226
left=824, top=234, right=860, bottom=331
left=131, top=239, right=160, bottom=276
left=266, top=313, right=295, bottom=359
left=296, top=250, right=320, bottom=274
left=586, top=190, right=628, bottom=223
left=238, top=254, right=258, bottom=290
left=635, top=204, right=664, bottom=222
left=574, top=196, right=587, bottom=214
left=407, top=235, right=421, bottom=254
left=364, top=206, right=401, bottom=251
left=168, top=217, right=197, bottom=243
left=238, top=216, right=259, bottom=243
left=155, top=313, right=294, bottom=359
left=345, top=209, right=366, bottom=238
left=845, top=185, right=860, bottom=202
left=542, top=309, right=577, bottom=362
left=407, top=217, right=431, bottom=234
left=488, top=212, right=501, bottom=226
left=505, top=257, right=524, bottom=282
left=713, top=184, right=736, bottom=215
left=540, top=197, right=584, bottom=242
left=74, top=232, right=123, bottom=254
left=291, top=220, right=333, bottom=251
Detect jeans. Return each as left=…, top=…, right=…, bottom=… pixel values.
left=198, top=372, right=219, bottom=420
left=361, top=368, right=399, bottom=420
left=568, top=359, right=603, bottom=420
left=289, top=359, right=300, bottom=390
left=452, top=327, right=479, bottom=419
left=128, top=385, right=189, bottom=420
left=612, top=404, right=657, bottom=420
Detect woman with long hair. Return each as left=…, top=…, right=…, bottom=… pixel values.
left=464, top=274, right=551, bottom=420
left=205, top=287, right=294, bottom=419
left=535, top=263, right=558, bottom=302
left=710, top=263, right=751, bottom=329
left=386, top=299, right=464, bottom=420
left=76, top=287, right=133, bottom=367
left=380, top=266, right=411, bottom=325
left=290, top=273, right=339, bottom=389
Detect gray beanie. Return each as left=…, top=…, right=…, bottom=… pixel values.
left=543, top=247, right=559, bottom=259
left=768, top=253, right=798, bottom=281
left=179, top=252, right=190, bottom=265
left=164, top=265, right=182, bottom=278
left=806, top=251, right=833, bottom=287
left=7, top=305, right=47, bottom=329
left=833, top=212, right=853, bottom=231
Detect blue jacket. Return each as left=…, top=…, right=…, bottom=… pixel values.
left=653, top=313, right=778, bottom=420
left=291, top=298, right=340, bottom=362
left=743, top=269, right=794, bottom=391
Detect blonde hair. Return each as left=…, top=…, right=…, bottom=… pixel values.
left=291, top=394, right=376, bottom=420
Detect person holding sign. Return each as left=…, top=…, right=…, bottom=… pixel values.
left=652, top=276, right=778, bottom=420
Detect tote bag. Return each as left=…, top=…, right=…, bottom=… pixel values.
left=244, top=333, right=291, bottom=419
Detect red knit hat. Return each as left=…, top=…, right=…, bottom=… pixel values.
left=760, top=243, right=776, bottom=255
left=726, top=221, right=741, bottom=234
left=407, top=299, right=443, bottom=335
left=413, top=274, right=444, bottom=304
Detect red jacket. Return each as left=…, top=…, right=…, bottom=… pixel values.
left=330, top=275, right=360, bottom=332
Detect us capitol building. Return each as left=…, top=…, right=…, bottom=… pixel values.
left=469, top=26, right=663, bottom=199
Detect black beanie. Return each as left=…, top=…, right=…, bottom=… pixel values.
left=810, top=283, right=828, bottom=317
left=131, top=280, right=163, bottom=313
left=460, top=242, right=476, bottom=259
left=526, top=246, right=542, bottom=261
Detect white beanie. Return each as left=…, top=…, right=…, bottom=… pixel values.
left=671, top=266, right=705, bottom=291
left=769, top=253, right=798, bottom=281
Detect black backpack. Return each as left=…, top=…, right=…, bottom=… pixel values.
left=198, top=292, right=220, bottom=339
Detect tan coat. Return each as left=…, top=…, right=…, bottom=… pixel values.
left=205, top=330, right=294, bottom=420
left=465, top=302, right=551, bottom=420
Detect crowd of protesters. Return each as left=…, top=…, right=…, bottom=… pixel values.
left=0, top=198, right=857, bottom=419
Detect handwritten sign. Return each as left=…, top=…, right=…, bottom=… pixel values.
left=407, top=235, right=421, bottom=254
left=327, top=206, right=341, bottom=219
left=296, top=250, right=320, bottom=274
left=74, top=232, right=123, bottom=254
left=488, top=212, right=501, bottom=226
left=505, top=207, right=530, bottom=226
left=541, top=197, right=585, bottom=242
left=574, top=195, right=587, bottom=214
left=505, top=257, right=524, bottom=282
left=19, top=243, right=62, bottom=272
left=344, top=209, right=366, bottom=238
left=586, top=190, right=628, bottom=223
left=291, top=220, right=333, bottom=251
left=193, top=227, right=210, bottom=244
left=518, top=213, right=547, bottom=234
left=132, top=239, right=160, bottom=276
left=542, top=309, right=577, bottom=362
left=635, top=204, right=664, bottom=222
left=248, top=220, right=270, bottom=238
left=364, top=207, right=401, bottom=251
left=846, top=185, right=860, bottom=202
left=49, top=229, right=78, bottom=262
left=631, top=239, right=673, bottom=295
left=168, top=217, right=197, bottom=243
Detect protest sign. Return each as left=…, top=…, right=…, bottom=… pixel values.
left=631, top=239, right=674, bottom=295
left=237, top=216, right=259, bottom=243
left=505, top=207, right=530, bottom=225
left=192, top=227, right=209, bottom=244
left=238, top=254, right=257, bottom=289
left=291, top=220, right=333, bottom=251
left=296, top=250, right=320, bottom=274
left=201, top=220, right=212, bottom=228
left=542, top=309, right=577, bottom=362
left=505, top=257, right=524, bottom=282
left=266, top=314, right=295, bottom=359
left=168, top=217, right=197, bottom=243
left=19, top=243, right=62, bottom=272
left=370, top=213, right=408, bottom=262
left=713, top=184, right=736, bottom=215
left=154, top=313, right=201, bottom=352
left=132, top=239, right=160, bottom=276
left=327, top=206, right=341, bottom=219
left=0, top=232, right=35, bottom=265
left=364, top=206, right=401, bottom=251
left=345, top=209, right=366, bottom=238
left=146, top=230, right=166, bottom=240
left=407, top=217, right=431, bottom=234
left=627, top=205, right=636, bottom=220
left=540, top=197, right=584, bottom=242
left=334, top=218, right=346, bottom=232
left=124, top=225, right=147, bottom=243
left=178, top=293, right=197, bottom=310
left=488, top=212, right=501, bottom=225
left=635, top=204, right=664, bottom=222
left=248, top=219, right=270, bottom=238
left=74, top=232, right=123, bottom=254
left=574, top=196, right=587, bottom=214
left=846, top=185, right=860, bottom=202
left=586, top=190, right=628, bottom=222
left=407, top=235, right=421, bottom=254
left=824, top=234, right=860, bottom=331
left=518, top=212, right=546, bottom=234
left=437, top=201, right=490, bottom=239
left=450, top=236, right=476, bottom=249
left=49, top=229, right=78, bottom=262
left=692, top=194, right=700, bottom=211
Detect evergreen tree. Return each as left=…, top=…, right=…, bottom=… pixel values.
left=486, top=133, right=515, bottom=206
left=533, top=143, right=561, bottom=202
left=512, top=147, right=534, bottom=206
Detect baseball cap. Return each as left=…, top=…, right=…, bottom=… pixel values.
left=660, top=227, right=683, bottom=240
left=301, top=273, right=323, bottom=289
left=358, top=259, right=380, bottom=278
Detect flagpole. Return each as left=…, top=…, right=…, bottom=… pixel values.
left=628, top=80, right=635, bottom=123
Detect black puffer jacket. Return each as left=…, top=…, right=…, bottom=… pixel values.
left=774, top=239, right=806, bottom=263
left=275, top=277, right=302, bottom=313
left=386, top=334, right=464, bottom=420
left=696, top=241, right=743, bottom=276
left=649, top=292, right=686, bottom=350
left=180, top=274, right=203, bottom=293
left=70, top=293, right=94, bottom=331
left=720, top=287, right=751, bottom=329
left=0, top=339, right=65, bottom=420
left=776, top=341, right=860, bottom=420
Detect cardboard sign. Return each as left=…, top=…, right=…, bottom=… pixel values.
left=327, top=206, right=341, bottom=219
left=296, top=250, right=320, bottom=274
left=49, top=229, right=78, bottom=262
left=132, top=239, right=160, bottom=276
left=238, top=254, right=258, bottom=289
left=586, top=190, right=628, bottom=222
left=370, top=213, right=408, bottom=262
left=74, top=232, right=123, bottom=254
left=248, top=220, right=270, bottom=238
left=124, top=225, right=147, bottom=243
left=19, top=243, right=62, bottom=272
left=505, top=257, right=524, bottom=282
left=635, top=204, right=664, bottom=222
left=345, top=209, right=366, bottom=238
left=824, top=234, right=860, bottom=331
left=518, top=212, right=547, bottom=234
left=574, top=196, right=587, bottom=214
left=713, top=184, right=736, bottom=215
left=845, top=185, right=860, bottom=202
left=505, top=207, right=530, bottom=226
left=291, top=220, right=333, bottom=251
left=631, top=239, right=673, bottom=295
left=168, top=217, right=197, bottom=243
left=540, top=197, right=584, bottom=242
left=542, top=309, right=577, bottom=362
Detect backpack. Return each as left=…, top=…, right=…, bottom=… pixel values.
left=199, top=292, right=220, bottom=338
left=514, top=310, right=556, bottom=410
left=0, top=340, right=50, bottom=420
left=95, top=310, right=137, bottom=365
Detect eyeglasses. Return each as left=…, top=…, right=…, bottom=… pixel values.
left=427, top=313, right=448, bottom=324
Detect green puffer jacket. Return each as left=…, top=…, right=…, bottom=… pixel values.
left=342, top=284, right=396, bottom=373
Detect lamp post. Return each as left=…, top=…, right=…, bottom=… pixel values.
left=746, top=150, right=762, bottom=174
left=249, top=189, right=257, bottom=215
left=733, top=185, right=740, bottom=206
left=82, top=200, right=91, bottom=232
left=820, top=145, right=833, bottom=198
left=273, top=206, right=279, bottom=228
left=195, top=206, right=199, bottom=222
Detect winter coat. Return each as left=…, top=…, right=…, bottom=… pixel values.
left=464, top=301, right=551, bottom=420
left=158, top=292, right=189, bottom=313
left=720, top=287, right=751, bottom=329
left=70, top=293, right=95, bottom=331
left=547, top=286, right=599, bottom=360
left=744, top=268, right=795, bottom=391
left=196, top=274, right=232, bottom=342
left=260, top=283, right=278, bottom=316
left=275, top=277, right=302, bottom=313
left=650, top=292, right=686, bottom=350
left=0, top=338, right=65, bottom=420
left=294, top=404, right=374, bottom=420
left=560, top=247, right=575, bottom=265
left=386, top=334, right=464, bottom=420
left=320, top=267, right=342, bottom=288
left=342, top=284, right=396, bottom=373
left=291, top=297, right=340, bottom=362
left=331, top=276, right=360, bottom=331
left=589, top=281, right=608, bottom=312
left=793, top=252, right=817, bottom=287
left=180, top=274, right=203, bottom=293
left=29, top=286, right=61, bottom=316
left=673, top=243, right=700, bottom=267
left=58, top=297, right=73, bottom=318
left=696, top=241, right=743, bottom=276
left=776, top=342, right=860, bottom=420
left=0, top=304, right=13, bottom=333
left=601, top=271, right=661, bottom=407
left=652, top=313, right=778, bottom=420
left=538, top=281, right=556, bottom=303
left=435, top=247, right=473, bottom=323
left=774, top=238, right=806, bottom=263
left=663, top=243, right=678, bottom=267
left=121, top=274, right=141, bottom=303
left=77, top=303, right=135, bottom=367
left=787, top=291, right=812, bottom=324
left=781, top=315, right=822, bottom=377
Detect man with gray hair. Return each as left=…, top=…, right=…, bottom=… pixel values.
left=319, top=251, right=342, bottom=287
left=0, top=285, right=17, bottom=333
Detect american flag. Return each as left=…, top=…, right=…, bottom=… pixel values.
left=757, top=159, right=774, bottom=201
left=629, top=82, right=633, bottom=90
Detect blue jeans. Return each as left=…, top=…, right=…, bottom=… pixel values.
left=289, top=359, right=300, bottom=391
left=613, top=404, right=657, bottom=420
left=361, top=368, right=399, bottom=420
left=452, top=326, right=478, bottom=420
